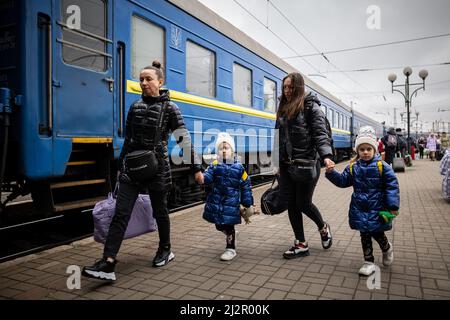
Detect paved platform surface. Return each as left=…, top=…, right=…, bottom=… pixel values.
left=0, top=158, right=449, bottom=300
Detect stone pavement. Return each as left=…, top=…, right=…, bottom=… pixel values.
left=0, top=158, right=449, bottom=300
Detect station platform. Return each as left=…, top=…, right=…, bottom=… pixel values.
left=0, top=158, right=449, bottom=301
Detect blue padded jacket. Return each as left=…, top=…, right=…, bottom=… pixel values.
left=202, top=159, right=254, bottom=225
left=325, top=155, right=399, bottom=233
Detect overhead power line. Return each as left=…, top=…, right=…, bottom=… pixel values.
left=282, top=33, right=450, bottom=59
left=317, top=62, right=450, bottom=73
left=230, top=0, right=362, bottom=102
left=268, top=0, right=375, bottom=95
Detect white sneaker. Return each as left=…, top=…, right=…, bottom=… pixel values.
left=382, top=242, right=394, bottom=266
left=359, top=262, right=376, bottom=276
left=220, top=249, right=236, bottom=261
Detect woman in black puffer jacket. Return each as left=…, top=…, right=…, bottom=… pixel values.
left=82, top=61, right=203, bottom=281
left=275, top=72, right=335, bottom=259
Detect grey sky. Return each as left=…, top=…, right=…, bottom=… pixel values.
left=198, top=0, right=450, bottom=132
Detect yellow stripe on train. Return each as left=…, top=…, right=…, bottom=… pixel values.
left=126, top=80, right=275, bottom=120
left=126, top=79, right=350, bottom=134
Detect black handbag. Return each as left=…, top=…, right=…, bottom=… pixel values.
left=287, top=159, right=317, bottom=183
left=124, top=150, right=159, bottom=181
left=261, top=178, right=287, bottom=215
left=282, top=117, right=318, bottom=183
left=124, top=103, right=166, bottom=182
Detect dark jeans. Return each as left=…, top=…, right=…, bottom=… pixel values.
left=360, top=232, right=390, bottom=262
left=419, top=146, right=424, bottom=159
left=384, top=147, right=396, bottom=165
left=279, top=161, right=325, bottom=242
left=103, top=181, right=169, bottom=259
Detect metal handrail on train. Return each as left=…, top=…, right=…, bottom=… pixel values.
left=55, top=39, right=112, bottom=58
left=56, top=21, right=113, bottom=44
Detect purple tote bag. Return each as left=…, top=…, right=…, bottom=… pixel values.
left=93, top=186, right=157, bottom=244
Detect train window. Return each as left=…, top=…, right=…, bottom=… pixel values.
left=233, top=63, right=252, bottom=107
left=132, top=16, right=165, bottom=79
left=186, top=41, right=216, bottom=97
left=263, top=78, right=276, bottom=113
left=340, top=114, right=343, bottom=129
left=327, top=108, right=333, bottom=124
left=61, top=0, right=107, bottom=71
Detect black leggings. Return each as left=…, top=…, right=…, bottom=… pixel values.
left=279, top=162, right=325, bottom=242
left=215, top=224, right=236, bottom=249
left=104, top=181, right=170, bottom=259
left=360, top=232, right=390, bottom=262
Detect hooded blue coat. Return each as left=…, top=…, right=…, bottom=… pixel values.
left=325, top=155, right=399, bottom=233
left=202, top=159, right=254, bottom=225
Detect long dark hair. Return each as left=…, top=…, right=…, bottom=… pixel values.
left=277, top=72, right=306, bottom=120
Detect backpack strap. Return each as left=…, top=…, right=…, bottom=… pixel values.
left=377, top=160, right=383, bottom=177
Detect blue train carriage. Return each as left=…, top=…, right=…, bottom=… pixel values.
left=0, top=0, right=380, bottom=216
left=0, top=0, right=283, bottom=213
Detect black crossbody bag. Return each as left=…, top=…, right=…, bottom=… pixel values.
left=124, top=103, right=166, bottom=182
left=283, top=117, right=318, bottom=183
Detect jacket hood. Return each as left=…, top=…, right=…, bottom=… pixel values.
left=141, top=89, right=170, bottom=104
left=304, top=92, right=321, bottom=106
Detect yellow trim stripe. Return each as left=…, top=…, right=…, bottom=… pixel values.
left=72, top=137, right=113, bottom=143
left=332, top=128, right=351, bottom=135
left=126, top=80, right=352, bottom=133
left=127, top=80, right=276, bottom=120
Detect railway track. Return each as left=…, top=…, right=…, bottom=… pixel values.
left=0, top=174, right=274, bottom=263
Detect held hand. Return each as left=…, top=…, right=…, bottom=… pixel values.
left=194, top=171, right=204, bottom=184
left=323, top=158, right=335, bottom=173
left=273, top=167, right=280, bottom=176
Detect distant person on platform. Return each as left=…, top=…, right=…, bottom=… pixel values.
left=418, top=136, right=426, bottom=159
left=427, top=133, right=438, bottom=161
left=381, top=127, right=398, bottom=165
left=441, top=132, right=449, bottom=152
left=395, top=128, right=407, bottom=158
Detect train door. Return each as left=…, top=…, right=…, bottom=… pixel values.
left=53, top=0, right=114, bottom=137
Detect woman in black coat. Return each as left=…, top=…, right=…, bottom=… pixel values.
left=275, top=72, right=334, bottom=259
left=82, top=61, right=203, bottom=281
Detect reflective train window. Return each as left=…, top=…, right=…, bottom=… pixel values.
left=132, top=16, right=165, bottom=79
left=186, top=41, right=216, bottom=97
left=233, top=63, right=252, bottom=107
left=61, top=0, right=107, bottom=71
left=327, top=107, right=333, bottom=124
left=263, top=77, right=277, bottom=113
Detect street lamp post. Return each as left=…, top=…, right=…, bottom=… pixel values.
left=388, top=67, right=428, bottom=151
left=415, top=112, right=419, bottom=139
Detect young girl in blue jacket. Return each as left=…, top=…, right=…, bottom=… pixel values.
left=325, top=126, right=399, bottom=276
left=200, top=132, right=254, bottom=261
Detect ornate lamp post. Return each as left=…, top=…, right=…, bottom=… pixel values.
left=388, top=67, right=428, bottom=151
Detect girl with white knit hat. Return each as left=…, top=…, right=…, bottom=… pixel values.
left=199, top=132, right=255, bottom=261
left=325, top=126, right=400, bottom=276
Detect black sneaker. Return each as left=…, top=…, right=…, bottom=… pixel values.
left=319, top=222, right=333, bottom=249
left=283, top=240, right=310, bottom=259
left=82, top=258, right=117, bottom=281
left=152, top=247, right=175, bottom=267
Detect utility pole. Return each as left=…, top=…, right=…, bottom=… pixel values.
left=393, top=107, right=397, bottom=128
